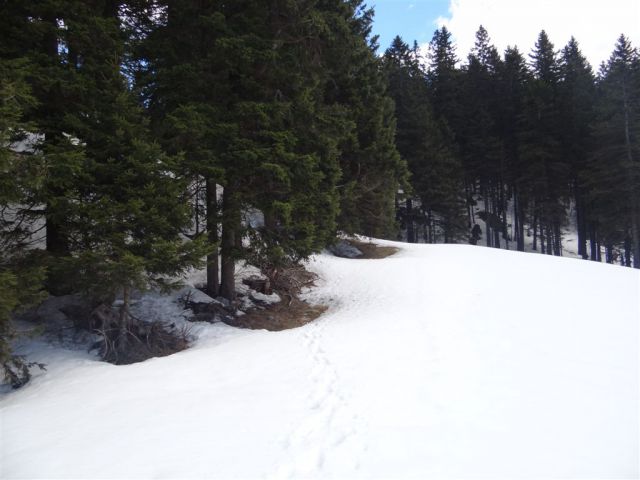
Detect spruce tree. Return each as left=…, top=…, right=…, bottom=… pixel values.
left=0, top=58, right=47, bottom=386
left=322, top=6, right=407, bottom=239
left=138, top=1, right=230, bottom=297
left=498, top=46, right=532, bottom=251
left=385, top=36, right=465, bottom=243
left=42, top=1, right=209, bottom=356
left=558, top=37, right=595, bottom=259
left=586, top=35, right=640, bottom=267
left=522, top=31, right=567, bottom=255
left=462, top=26, right=506, bottom=247
left=0, top=0, right=87, bottom=292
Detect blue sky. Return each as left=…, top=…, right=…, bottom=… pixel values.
left=369, top=0, right=450, bottom=53
left=369, top=0, right=640, bottom=68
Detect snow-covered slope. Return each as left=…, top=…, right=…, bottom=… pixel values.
left=1, top=242, right=638, bottom=479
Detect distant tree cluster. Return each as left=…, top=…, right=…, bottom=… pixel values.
left=388, top=26, right=639, bottom=268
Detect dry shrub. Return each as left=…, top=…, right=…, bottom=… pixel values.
left=91, top=305, right=190, bottom=365
left=263, top=264, right=318, bottom=304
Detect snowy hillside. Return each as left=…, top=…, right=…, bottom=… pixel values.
left=1, top=242, right=638, bottom=479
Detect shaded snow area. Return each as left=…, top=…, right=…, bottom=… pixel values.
left=1, top=242, right=639, bottom=479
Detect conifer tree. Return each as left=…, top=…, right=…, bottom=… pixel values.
left=39, top=1, right=209, bottom=356
left=498, top=46, right=532, bottom=251
left=427, top=26, right=462, bottom=133
left=558, top=37, right=595, bottom=259
left=462, top=26, right=506, bottom=247
left=142, top=1, right=350, bottom=300
left=138, top=1, right=230, bottom=297
left=384, top=36, right=465, bottom=243
left=323, top=6, right=407, bottom=239
left=0, top=58, right=47, bottom=385
left=586, top=35, right=640, bottom=267
left=522, top=30, right=567, bottom=255
left=0, top=0, right=87, bottom=292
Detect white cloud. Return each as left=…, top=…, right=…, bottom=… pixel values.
left=432, top=0, right=640, bottom=68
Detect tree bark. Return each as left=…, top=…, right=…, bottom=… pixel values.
left=576, top=193, right=587, bottom=259
left=205, top=179, right=219, bottom=297
left=589, top=224, right=597, bottom=261
left=220, top=184, right=240, bottom=301
left=406, top=198, right=415, bottom=243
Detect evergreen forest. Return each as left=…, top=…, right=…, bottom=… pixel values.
left=1, top=1, right=639, bottom=382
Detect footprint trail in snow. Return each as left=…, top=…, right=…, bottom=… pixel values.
left=270, top=317, right=366, bottom=479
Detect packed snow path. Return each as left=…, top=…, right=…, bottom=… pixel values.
left=1, top=242, right=638, bottom=479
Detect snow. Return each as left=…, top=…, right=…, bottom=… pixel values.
left=1, top=241, right=639, bottom=479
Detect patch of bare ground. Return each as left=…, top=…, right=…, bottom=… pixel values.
left=226, top=264, right=327, bottom=331
left=226, top=298, right=328, bottom=331
left=349, top=240, right=399, bottom=259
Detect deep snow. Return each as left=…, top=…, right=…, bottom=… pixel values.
left=1, top=241, right=638, bottom=479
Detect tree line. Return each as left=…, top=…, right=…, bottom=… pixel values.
left=387, top=26, right=639, bottom=268
left=0, top=1, right=638, bottom=382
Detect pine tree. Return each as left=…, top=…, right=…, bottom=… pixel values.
left=0, top=58, right=47, bottom=386
left=521, top=30, right=567, bottom=255
left=0, top=0, right=87, bottom=292
left=138, top=1, right=230, bottom=297
left=586, top=35, right=640, bottom=267
left=325, top=7, right=407, bottom=239
left=498, top=46, right=532, bottom=251
left=142, top=1, right=350, bottom=300
left=558, top=37, right=595, bottom=259
left=461, top=26, right=506, bottom=248
left=427, top=26, right=462, bottom=132
left=384, top=36, right=465, bottom=243
left=41, top=1, right=209, bottom=357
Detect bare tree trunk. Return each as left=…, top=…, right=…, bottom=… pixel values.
left=589, top=224, right=598, bottom=261
left=406, top=198, right=415, bottom=243
left=205, top=179, right=219, bottom=297
left=117, top=285, right=131, bottom=353
left=220, top=184, right=240, bottom=301
left=532, top=209, right=538, bottom=251
left=624, top=236, right=632, bottom=267
left=553, top=223, right=561, bottom=256
left=576, top=193, right=587, bottom=259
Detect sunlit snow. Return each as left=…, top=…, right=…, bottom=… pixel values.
left=1, top=241, right=638, bottom=479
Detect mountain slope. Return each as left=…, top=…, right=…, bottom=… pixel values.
left=1, top=242, right=638, bottom=479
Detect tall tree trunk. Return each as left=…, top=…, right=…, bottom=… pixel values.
left=205, top=179, right=219, bottom=297
left=514, top=190, right=525, bottom=252
left=576, top=193, right=587, bottom=259
left=116, top=285, right=131, bottom=354
left=42, top=11, right=71, bottom=294
left=632, top=205, right=640, bottom=269
left=220, top=184, right=240, bottom=301
left=484, top=187, right=492, bottom=248
left=589, top=225, right=598, bottom=261
left=406, top=198, right=415, bottom=243
left=624, top=235, right=632, bottom=267
left=465, top=181, right=472, bottom=228
left=532, top=209, right=538, bottom=251
left=553, top=223, right=561, bottom=256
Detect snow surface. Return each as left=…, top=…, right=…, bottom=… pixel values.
left=1, top=242, right=639, bottom=479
